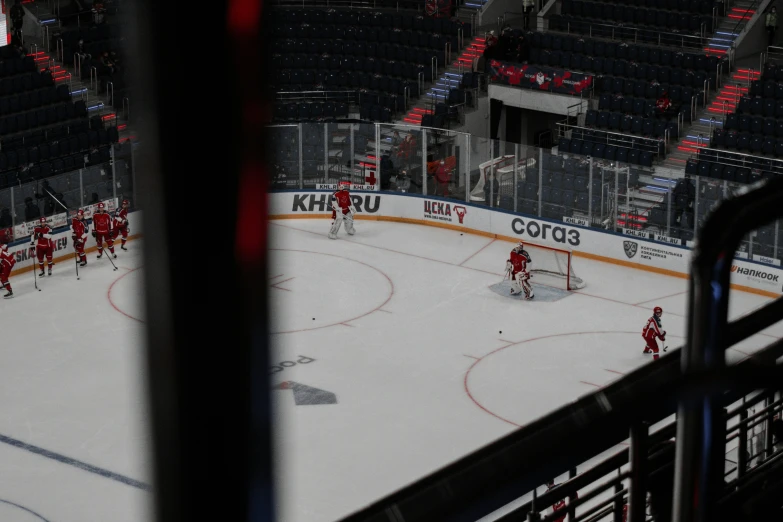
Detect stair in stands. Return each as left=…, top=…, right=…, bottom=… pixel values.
left=662, top=68, right=759, bottom=169
left=706, top=2, right=756, bottom=57
left=32, top=48, right=131, bottom=141
left=400, top=36, right=486, bottom=125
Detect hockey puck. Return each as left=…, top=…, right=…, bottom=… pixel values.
left=499, top=330, right=502, bottom=334
left=460, top=233, right=463, bottom=236
left=312, top=318, right=315, bottom=320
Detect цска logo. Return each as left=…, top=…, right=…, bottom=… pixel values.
left=623, top=241, right=638, bottom=259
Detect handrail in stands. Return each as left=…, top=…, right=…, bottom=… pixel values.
left=674, top=174, right=783, bottom=521
left=558, top=18, right=712, bottom=52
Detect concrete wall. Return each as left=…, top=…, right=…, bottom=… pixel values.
left=733, top=0, right=774, bottom=62
left=458, top=95, right=490, bottom=139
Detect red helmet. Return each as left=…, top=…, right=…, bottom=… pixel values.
left=39, top=217, right=46, bottom=224
left=338, top=181, right=350, bottom=190
left=77, top=209, right=84, bottom=216
left=0, top=243, right=7, bottom=251
left=97, top=202, right=105, bottom=210
left=122, top=199, right=129, bottom=206
left=654, top=306, right=663, bottom=316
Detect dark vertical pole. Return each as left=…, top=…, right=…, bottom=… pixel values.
left=613, top=470, right=625, bottom=522
left=765, top=393, right=776, bottom=461
left=673, top=248, right=730, bottom=522
left=628, top=421, right=648, bottom=522
left=738, top=408, right=748, bottom=479
left=568, top=467, right=577, bottom=522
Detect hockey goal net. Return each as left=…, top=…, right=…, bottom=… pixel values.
left=522, top=242, right=586, bottom=290
left=470, top=155, right=537, bottom=202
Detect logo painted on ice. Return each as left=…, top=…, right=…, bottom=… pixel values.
left=623, top=241, right=638, bottom=259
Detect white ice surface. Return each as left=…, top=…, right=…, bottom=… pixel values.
left=270, top=219, right=782, bottom=522
left=0, top=241, right=151, bottom=522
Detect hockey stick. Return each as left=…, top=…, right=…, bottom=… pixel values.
left=31, top=245, right=41, bottom=291
left=98, top=239, right=119, bottom=271
left=74, top=244, right=81, bottom=280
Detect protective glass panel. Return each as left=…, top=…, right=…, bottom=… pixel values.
left=268, top=125, right=301, bottom=190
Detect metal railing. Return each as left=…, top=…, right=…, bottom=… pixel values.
left=556, top=18, right=713, bottom=52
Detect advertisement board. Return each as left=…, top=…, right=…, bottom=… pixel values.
left=269, top=192, right=783, bottom=297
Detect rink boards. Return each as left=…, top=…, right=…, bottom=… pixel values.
left=270, top=191, right=783, bottom=297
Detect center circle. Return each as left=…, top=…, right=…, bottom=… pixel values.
left=465, top=331, right=683, bottom=427
left=270, top=249, right=394, bottom=334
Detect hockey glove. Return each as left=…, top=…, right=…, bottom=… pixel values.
left=349, top=205, right=357, bottom=216
left=92, top=230, right=97, bottom=238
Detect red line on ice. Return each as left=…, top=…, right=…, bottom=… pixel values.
left=580, top=381, right=602, bottom=388
left=633, top=291, right=687, bottom=306
left=458, top=238, right=495, bottom=266
left=269, top=248, right=394, bottom=334
left=107, top=267, right=144, bottom=323
left=604, top=369, right=625, bottom=375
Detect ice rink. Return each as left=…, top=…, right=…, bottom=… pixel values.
left=270, top=218, right=783, bottom=522
left=0, top=218, right=780, bottom=522
left=0, top=240, right=151, bottom=522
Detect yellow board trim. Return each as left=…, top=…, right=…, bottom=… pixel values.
left=269, top=214, right=779, bottom=299
left=8, top=234, right=143, bottom=278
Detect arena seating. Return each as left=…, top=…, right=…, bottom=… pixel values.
left=710, top=64, right=783, bottom=156
left=489, top=30, right=730, bottom=162
left=270, top=9, right=468, bottom=122
left=0, top=46, right=119, bottom=191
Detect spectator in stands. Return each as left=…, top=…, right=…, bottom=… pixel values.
left=522, top=0, right=535, bottom=31
left=486, top=30, right=498, bottom=54
left=10, top=0, right=25, bottom=44
left=484, top=172, right=499, bottom=206
left=434, top=160, right=452, bottom=197
left=499, top=26, right=514, bottom=61
left=397, top=134, right=417, bottom=172
left=24, top=197, right=40, bottom=221
left=656, top=91, right=672, bottom=115
left=0, top=208, right=11, bottom=228
left=76, top=39, right=91, bottom=62
left=673, top=175, right=695, bottom=214
left=100, top=52, right=117, bottom=75
left=516, top=33, right=530, bottom=63
left=92, top=1, right=106, bottom=25
left=767, top=6, right=778, bottom=46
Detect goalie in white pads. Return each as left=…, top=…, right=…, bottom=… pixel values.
left=328, top=181, right=357, bottom=239
left=506, top=241, right=534, bottom=300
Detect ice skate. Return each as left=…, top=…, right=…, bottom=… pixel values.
left=80, top=260, right=87, bottom=267
left=48, top=268, right=52, bottom=276
left=39, top=269, right=45, bottom=277
left=3, top=290, right=12, bottom=299
left=121, top=245, right=128, bottom=251
left=97, top=252, right=103, bottom=259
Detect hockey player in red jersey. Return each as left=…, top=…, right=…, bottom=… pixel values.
left=506, top=241, right=534, bottom=300
left=92, top=202, right=116, bottom=259
left=111, top=199, right=130, bottom=250
left=71, top=209, right=89, bottom=267
left=642, top=306, right=666, bottom=360
left=328, top=181, right=357, bottom=239
left=1, top=242, right=15, bottom=298
left=30, top=217, right=54, bottom=276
